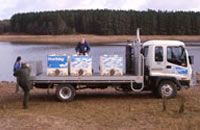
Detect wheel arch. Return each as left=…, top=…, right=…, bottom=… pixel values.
left=151, top=76, right=181, bottom=90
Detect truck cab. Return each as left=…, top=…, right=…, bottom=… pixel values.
left=142, top=40, right=193, bottom=98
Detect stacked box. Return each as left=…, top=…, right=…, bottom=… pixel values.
left=47, top=55, right=69, bottom=76
left=70, top=56, right=92, bottom=76
left=100, top=55, right=123, bottom=76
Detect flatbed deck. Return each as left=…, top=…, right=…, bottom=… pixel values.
left=30, top=73, right=143, bottom=84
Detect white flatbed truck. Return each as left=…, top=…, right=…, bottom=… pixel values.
left=30, top=35, right=193, bottom=101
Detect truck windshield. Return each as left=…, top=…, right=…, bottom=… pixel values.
left=167, top=46, right=187, bottom=67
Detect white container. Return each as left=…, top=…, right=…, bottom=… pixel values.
left=47, top=55, right=69, bottom=76
left=70, top=56, right=92, bottom=76
left=100, top=55, right=123, bottom=76
left=27, top=61, right=43, bottom=76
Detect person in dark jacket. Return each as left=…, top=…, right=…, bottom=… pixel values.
left=75, top=38, right=91, bottom=56
left=14, top=63, right=32, bottom=109
left=13, top=56, right=22, bottom=93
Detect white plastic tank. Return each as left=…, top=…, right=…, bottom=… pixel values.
left=47, top=55, right=69, bottom=76
left=100, top=55, right=123, bottom=76
left=70, top=55, right=92, bottom=76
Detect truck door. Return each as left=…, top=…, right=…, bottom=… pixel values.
left=151, top=46, right=166, bottom=76
left=165, top=46, right=189, bottom=78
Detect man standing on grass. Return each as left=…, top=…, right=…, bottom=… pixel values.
left=14, top=63, right=32, bottom=109
left=13, top=56, right=22, bottom=93
left=75, top=38, right=91, bottom=56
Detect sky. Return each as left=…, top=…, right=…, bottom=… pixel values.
left=0, top=0, right=200, bottom=20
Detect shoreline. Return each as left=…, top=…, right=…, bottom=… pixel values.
left=0, top=34, right=200, bottom=45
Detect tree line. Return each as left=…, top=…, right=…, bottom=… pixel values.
left=0, top=20, right=11, bottom=34
left=6, top=9, right=200, bottom=35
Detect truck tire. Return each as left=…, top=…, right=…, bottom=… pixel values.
left=56, top=84, right=76, bottom=102
left=158, top=81, right=177, bottom=99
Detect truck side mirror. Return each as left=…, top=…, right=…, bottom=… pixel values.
left=189, top=56, right=194, bottom=64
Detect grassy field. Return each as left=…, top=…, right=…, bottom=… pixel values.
left=0, top=34, right=200, bottom=44
left=0, top=81, right=200, bottom=130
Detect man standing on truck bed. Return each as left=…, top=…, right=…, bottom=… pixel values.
left=75, top=38, right=90, bottom=56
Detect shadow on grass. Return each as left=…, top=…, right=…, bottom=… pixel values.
left=29, top=90, right=155, bottom=102
left=76, top=91, right=154, bottom=100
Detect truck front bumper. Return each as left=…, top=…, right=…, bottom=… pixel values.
left=179, top=80, right=196, bottom=88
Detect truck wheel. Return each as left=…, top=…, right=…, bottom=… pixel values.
left=158, top=81, right=177, bottom=99
left=56, top=84, right=76, bottom=102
